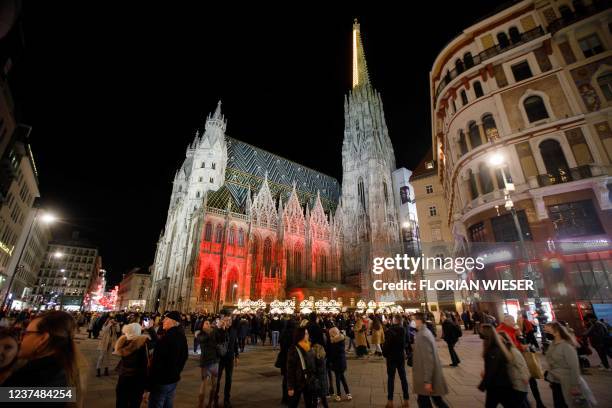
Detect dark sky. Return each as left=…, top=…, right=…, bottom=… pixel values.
left=11, top=1, right=510, bottom=286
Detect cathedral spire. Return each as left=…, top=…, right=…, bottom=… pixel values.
left=213, top=100, right=223, bottom=119
left=352, top=19, right=370, bottom=89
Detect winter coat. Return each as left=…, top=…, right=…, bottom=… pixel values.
left=354, top=319, right=367, bottom=347
left=3, top=355, right=67, bottom=388
left=114, top=334, right=150, bottom=377
left=327, top=334, right=347, bottom=372
left=441, top=320, right=460, bottom=345
left=371, top=327, right=385, bottom=345
left=238, top=319, right=250, bottom=337
left=97, top=321, right=120, bottom=366
left=197, top=328, right=220, bottom=367
left=313, top=344, right=329, bottom=396
left=147, top=325, right=188, bottom=387
left=382, top=324, right=407, bottom=363
left=306, top=321, right=324, bottom=346
left=479, top=343, right=513, bottom=391
left=546, top=340, right=595, bottom=407
left=507, top=346, right=530, bottom=392
left=286, top=343, right=317, bottom=392
left=412, top=325, right=448, bottom=396
left=218, top=325, right=240, bottom=362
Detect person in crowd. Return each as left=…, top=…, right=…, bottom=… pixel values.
left=498, top=331, right=530, bottom=407
left=197, top=319, right=219, bottom=408
left=250, top=315, right=259, bottom=346
left=472, top=310, right=482, bottom=335
left=3, top=311, right=85, bottom=403
left=260, top=314, right=270, bottom=346
left=519, top=312, right=539, bottom=350
left=145, top=311, right=188, bottom=408
left=96, top=315, right=120, bottom=377
left=114, top=322, right=151, bottom=408
left=497, top=314, right=546, bottom=408
left=327, top=326, right=351, bottom=402
left=0, top=328, right=19, bottom=384
left=312, top=341, right=329, bottom=408
left=544, top=322, right=596, bottom=408
left=345, top=316, right=356, bottom=353
left=215, top=314, right=240, bottom=408
left=270, top=315, right=282, bottom=349
left=193, top=314, right=204, bottom=354
left=354, top=315, right=368, bottom=358
left=478, top=324, right=515, bottom=408
left=278, top=318, right=296, bottom=405
left=238, top=316, right=249, bottom=353
left=382, top=315, right=410, bottom=408
left=306, top=312, right=324, bottom=347
left=412, top=312, right=449, bottom=408
left=584, top=314, right=610, bottom=371
left=287, top=327, right=317, bottom=408
left=370, top=317, right=385, bottom=357
left=441, top=313, right=461, bottom=367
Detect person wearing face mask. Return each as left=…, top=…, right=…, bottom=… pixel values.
left=0, top=328, right=20, bottom=384
left=544, top=322, right=596, bottom=408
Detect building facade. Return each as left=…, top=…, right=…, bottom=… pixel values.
left=33, top=236, right=100, bottom=311
left=149, top=21, right=410, bottom=313
left=430, top=0, right=612, bottom=324
left=117, top=268, right=151, bottom=311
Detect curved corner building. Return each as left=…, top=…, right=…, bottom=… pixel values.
left=429, top=0, right=612, bottom=325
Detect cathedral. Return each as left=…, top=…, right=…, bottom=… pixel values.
left=148, top=21, right=413, bottom=313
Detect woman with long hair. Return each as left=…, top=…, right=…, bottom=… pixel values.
left=0, top=328, right=19, bottom=384
left=478, top=324, right=515, bottom=408
left=370, top=317, right=385, bottom=357
left=286, top=327, right=317, bottom=408
left=3, top=311, right=85, bottom=404
left=498, top=331, right=530, bottom=407
left=544, top=321, right=596, bottom=408
left=354, top=315, right=368, bottom=358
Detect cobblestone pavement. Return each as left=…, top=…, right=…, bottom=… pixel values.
left=78, top=329, right=612, bottom=408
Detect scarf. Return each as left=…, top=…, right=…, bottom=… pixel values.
left=298, top=339, right=311, bottom=352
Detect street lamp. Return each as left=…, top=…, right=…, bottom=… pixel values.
left=331, top=287, right=337, bottom=300
left=53, top=251, right=64, bottom=259
left=1, top=211, right=57, bottom=310
left=231, top=283, right=238, bottom=303
left=488, top=153, right=542, bottom=311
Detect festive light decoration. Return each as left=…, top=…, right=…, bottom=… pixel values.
left=299, top=299, right=314, bottom=314
left=315, top=299, right=343, bottom=314
left=270, top=299, right=295, bottom=314
left=98, top=286, right=118, bottom=310
left=234, top=298, right=266, bottom=314
left=356, top=299, right=404, bottom=315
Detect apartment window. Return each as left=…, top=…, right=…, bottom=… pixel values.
left=425, top=185, right=434, bottom=194
left=597, top=72, right=612, bottom=101
left=198, top=177, right=203, bottom=182
left=469, top=222, right=486, bottom=242
left=511, top=61, right=533, bottom=82
left=460, top=90, right=468, bottom=105
left=209, top=177, right=214, bottom=183
left=579, top=34, right=604, bottom=58
left=431, top=228, right=442, bottom=242
left=201, top=162, right=205, bottom=168
left=524, top=95, right=549, bottom=122
left=474, top=81, right=484, bottom=98
left=212, top=163, right=216, bottom=170
left=491, top=211, right=532, bottom=242
left=429, top=206, right=437, bottom=217
left=548, top=200, right=604, bottom=238
left=497, top=32, right=510, bottom=49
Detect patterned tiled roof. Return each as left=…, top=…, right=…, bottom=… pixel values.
left=207, top=137, right=340, bottom=214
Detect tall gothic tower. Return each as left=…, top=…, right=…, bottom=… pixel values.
left=340, top=20, right=401, bottom=300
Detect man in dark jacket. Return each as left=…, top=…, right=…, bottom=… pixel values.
left=306, top=312, right=324, bottom=346
left=441, top=313, right=461, bottom=366
left=382, top=315, right=409, bottom=408
left=146, top=311, right=189, bottom=408
left=585, top=314, right=610, bottom=370
left=215, top=313, right=240, bottom=408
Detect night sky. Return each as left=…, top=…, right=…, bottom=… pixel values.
left=11, top=1, right=510, bottom=286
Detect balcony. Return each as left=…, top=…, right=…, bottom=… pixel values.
left=435, top=26, right=545, bottom=100
left=536, top=165, right=595, bottom=187
left=547, top=0, right=611, bottom=34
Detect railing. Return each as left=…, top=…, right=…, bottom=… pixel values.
left=536, top=165, right=593, bottom=187
left=435, top=26, right=545, bottom=100
left=547, top=0, right=611, bottom=34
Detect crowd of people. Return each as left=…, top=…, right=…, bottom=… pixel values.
left=0, top=307, right=610, bottom=408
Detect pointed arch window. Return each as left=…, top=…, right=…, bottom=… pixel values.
left=468, top=121, right=482, bottom=148
left=318, top=253, right=328, bottom=281
left=460, top=90, right=468, bottom=105
left=238, top=229, right=245, bottom=247
left=204, top=222, right=212, bottom=241
left=455, top=59, right=464, bottom=74
left=215, top=225, right=223, bottom=243
left=293, top=242, right=303, bottom=281
left=479, top=163, right=494, bottom=194
left=263, top=238, right=273, bottom=278
left=524, top=96, right=549, bottom=122
left=357, top=178, right=366, bottom=210
left=383, top=181, right=389, bottom=205
left=228, top=227, right=236, bottom=245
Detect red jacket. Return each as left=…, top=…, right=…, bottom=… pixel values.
left=496, top=323, right=523, bottom=349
